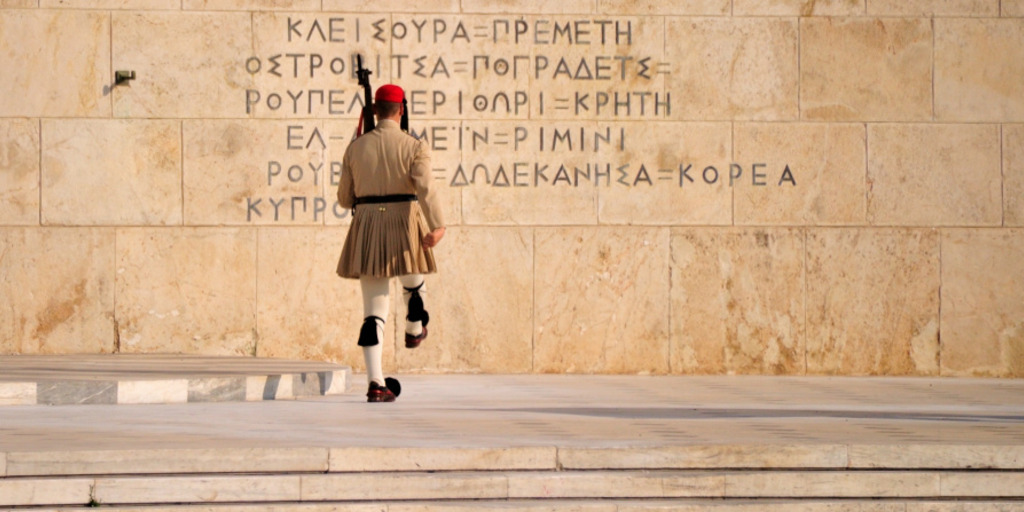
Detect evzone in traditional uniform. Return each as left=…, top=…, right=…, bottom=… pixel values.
left=336, top=84, right=446, bottom=403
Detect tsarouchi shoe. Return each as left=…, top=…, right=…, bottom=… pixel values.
left=366, top=381, right=396, bottom=403
left=405, top=327, right=428, bottom=349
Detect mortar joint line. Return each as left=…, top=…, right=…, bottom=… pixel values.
left=937, top=228, right=943, bottom=375
left=1000, top=124, right=1005, bottom=228
left=931, top=16, right=936, bottom=122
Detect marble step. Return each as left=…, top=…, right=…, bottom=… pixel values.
left=7, top=501, right=1024, bottom=512
left=5, top=445, right=1024, bottom=478
left=3, top=470, right=1024, bottom=507
left=0, top=355, right=350, bottom=406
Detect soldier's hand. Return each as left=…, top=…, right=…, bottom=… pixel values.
left=422, top=227, right=446, bottom=249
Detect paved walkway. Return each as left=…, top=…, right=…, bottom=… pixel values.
left=1, top=356, right=1023, bottom=453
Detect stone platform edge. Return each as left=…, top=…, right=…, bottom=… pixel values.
left=0, top=369, right=351, bottom=406
left=2, top=444, right=1024, bottom=478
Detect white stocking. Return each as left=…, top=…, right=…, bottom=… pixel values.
left=359, top=276, right=390, bottom=386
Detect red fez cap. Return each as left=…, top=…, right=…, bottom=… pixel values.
left=375, top=84, right=404, bottom=103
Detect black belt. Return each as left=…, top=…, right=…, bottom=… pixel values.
left=353, top=194, right=417, bottom=206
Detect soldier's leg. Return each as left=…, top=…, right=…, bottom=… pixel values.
left=399, top=274, right=429, bottom=348
left=359, top=276, right=390, bottom=387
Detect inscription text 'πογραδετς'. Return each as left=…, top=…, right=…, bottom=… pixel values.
left=385, top=54, right=666, bottom=81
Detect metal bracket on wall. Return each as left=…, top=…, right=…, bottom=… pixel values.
left=114, top=70, right=136, bottom=85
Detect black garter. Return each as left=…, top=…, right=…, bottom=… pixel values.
left=404, top=282, right=430, bottom=327
left=358, top=316, right=383, bottom=347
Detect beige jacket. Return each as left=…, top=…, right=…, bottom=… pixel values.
left=336, top=119, right=445, bottom=231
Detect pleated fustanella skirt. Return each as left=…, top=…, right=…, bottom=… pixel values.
left=336, top=200, right=437, bottom=279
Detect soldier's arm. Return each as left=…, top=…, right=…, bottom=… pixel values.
left=409, top=139, right=445, bottom=231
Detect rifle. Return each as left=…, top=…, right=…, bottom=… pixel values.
left=355, top=54, right=374, bottom=135
left=400, top=98, right=409, bottom=132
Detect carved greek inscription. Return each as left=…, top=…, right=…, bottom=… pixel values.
left=238, top=15, right=794, bottom=223
left=244, top=124, right=348, bottom=223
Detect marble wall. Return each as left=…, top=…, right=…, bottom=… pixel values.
left=1, top=1, right=1022, bottom=377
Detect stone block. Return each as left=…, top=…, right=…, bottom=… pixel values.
left=41, top=119, right=182, bottom=226
left=867, top=124, right=1001, bottom=226
left=115, top=228, right=257, bottom=355
left=0, top=0, right=36, bottom=6
left=508, top=472, right=724, bottom=498
left=56, top=506, right=388, bottom=512
left=597, top=122, right=732, bottom=226
left=459, top=122, right=599, bottom=225
left=184, top=0, right=320, bottom=9
left=506, top=472, right=653, bottom=499
left=908, top=504, right=1024, bottom=512
left=936, top=19, right=1024, bottom=122
left=396, top=227, right=533, bottom=373
left=533, top=227, right=670, bottom=374
left=291, top=370, right=345, bottom=396
left=251, top=14, right=391, bottom=119
left=559, top=445, right=848, bottom=470
left=392, top=504, right=617, bottom=512
left=734, top=0, right=865, bottom=15
left=0, top=478, right=93, bottom=507
left=867, top=0, right=999, bottom=15
left=117, top=379, right=188, bottom=404
left=1008, top=125, right=1024, bottom=226
left=734, top=123, right=866, bottom=226
left=387, top=15, right=536, bottom=122
left=941, top=473, right=1024, bottom=497
left=849, top=445, right=1024, bottom=469
left=255, top=227, right=384, bottom=373
left=805, top=229, right=940, bottom=375
left=801, top=18, right=932, bottom=121
left=0, top=10, right=110, bottom=117
left=460, top=0, right=596, bottom=13
left=0, top=119, right=39, bottom=225
left=670, top=229, right=805, bottom=375
left=525, top=16, right=667, bottom=122
left=323, top=0, right=459, bottom=11
left=666, top=17, right=798, bottom=120
left=188, top=376, right=246, bottom=402
left=599, top=0, right=729, bottom=14
left=42, top=0, right=179, bottom=8
left=246, top=374, right=294, bottom=400
left=940, top=229, right=1024, bottom=377
left=329, top=447, right=556, bottom=472
left=0, top=228, right=115, bottom=354
left=300, top=472, right=508, bottom=501
left=37, top=380, right=117, bottom=405
left=1007, top=1, right=1024, bottom=15
left=94, top=475, right=301, bottom=504
left=112, top=12, right=253, bottom=118
left=6, top=448, right=329, bottom=476
left=183, top=121, right=327, bottom=226
left=619, top=503, right=906, bottom=512
left=0, top=383, right=35, bottom=406
left=725, top=471, right=941, bottom=498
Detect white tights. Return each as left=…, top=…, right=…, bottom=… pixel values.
left=359, top=274, right=425, bottom=386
